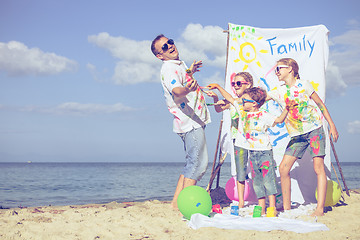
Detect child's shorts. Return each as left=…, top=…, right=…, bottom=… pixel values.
left=234, top=146, right=248, bottom=182
left=249, top=150, right=277, bottom=199
left=285, top=127, right=326, bottom=159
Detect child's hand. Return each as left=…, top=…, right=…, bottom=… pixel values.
left=285, top=100, right=298, bottom=111
left=206, top=91, right=218, bottom=98
left=216, top=100, right=227, bottom=106
left=206, top=83, right=219, bottom=90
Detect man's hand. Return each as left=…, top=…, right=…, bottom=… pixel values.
left=189, top=60, right=203, bottom=75
left=185, top=79, right=199, bottom=92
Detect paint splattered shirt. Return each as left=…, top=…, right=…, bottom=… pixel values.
left=229, top=104, right=239, bottom=140
left=234, top=100, right=276, bottom=150
left=160, top=60, right=211, bottom=133
left=231, top=101, right=250, bottom=149
left=268, top=79, right=322, bottom=137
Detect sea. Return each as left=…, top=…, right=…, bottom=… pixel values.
left=0, top=162, right=359, bottom=209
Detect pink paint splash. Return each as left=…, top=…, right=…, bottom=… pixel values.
left=265, top=64, right=277, bottom=79
left=310, top=135, right=320, bottom=155
left=250, top=161, right=255, bottom=178
left=260, top=161, right=270, bottom=178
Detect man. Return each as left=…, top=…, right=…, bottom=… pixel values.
left=151, top=34, right=211, bottom=209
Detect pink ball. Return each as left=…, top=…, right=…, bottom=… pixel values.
left=225, top=177, right=239, bottom=201
left=225, top=177, right=257, bottom=202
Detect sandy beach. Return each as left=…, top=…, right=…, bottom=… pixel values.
left=1, top=189, right=359, bottom=240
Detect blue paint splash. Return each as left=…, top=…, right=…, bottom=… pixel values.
left=272, top=133, right=289, bottom=146
left=260, top=77, right=270, bottom=91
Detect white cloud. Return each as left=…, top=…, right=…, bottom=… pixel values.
left=202, top=71, right=225, bottom=87
left=88, top=32, right=162, bottom=85
left=180, top=24, right=227, bottom=67
left=19, top=102, right=134, bottom=116
left=347, top=19, right=360, bottom=29
left=325, top=60, right=347, bottom=97
left=348, top=120, right=360, bottom=134
left=88, top=24, right=226, bottom=85
left=0, top=41, right=78, bottom=76
left=88, top=22, right=359, bottom=97
left=327, top=28, right=360, bottom=96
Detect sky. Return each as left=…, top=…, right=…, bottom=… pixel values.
left=0, top=0, right=359, bottom=163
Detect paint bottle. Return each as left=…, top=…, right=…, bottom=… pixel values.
left=252, top=206, right=262, bottom=217
left=266, top=207, right=276, bottom=217
left=230, top=205, right=239, bottom=215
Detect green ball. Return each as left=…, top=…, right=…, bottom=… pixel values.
left=315, top=180, right=342, bottom=207
left=177, top=185, right=212, bottom=220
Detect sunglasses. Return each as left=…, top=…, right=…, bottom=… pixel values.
left=158, top=39, right=174, bottom=54
left=275, top=65, right=289, bottom=74
left=231, top=81, right=249, bottom=87
left=242, top=98, right=258, bottom=105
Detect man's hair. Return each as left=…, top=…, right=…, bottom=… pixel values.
left=151, top=34, right=165, bottom=56
left=243, top=87, right=267, bottom=107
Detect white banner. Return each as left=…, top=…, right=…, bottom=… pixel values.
left=222, top=23, right=331, bottom=204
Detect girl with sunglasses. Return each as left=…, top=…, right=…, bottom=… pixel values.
left=207, top=72, right=253, bottom=209
left=267, top=58, right=339, bottom=216
left=206, top=84, right=295, bottom=216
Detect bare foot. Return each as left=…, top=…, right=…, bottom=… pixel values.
left=170, top=201, right=178, bottom=210
left=238, top=202, right=244, bottom=208
left=310, top=208, right=324, bottom=217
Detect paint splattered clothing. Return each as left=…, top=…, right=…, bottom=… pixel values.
left=285, top=126, right=326, bottom=158
left=160, top=60, right=211, bottom=134
left=234, top=100, right=277, bottom=151
left=249, top=150, right=278, bottom=199
left=267, top=79, right=322, bottom=137
left=234, top=146, right=248, bottom=182
left=232, top=102, right=250, bottom=149
left=229, top=104, right=239, bottom=140
left=230, top=103, right=251, bottom=182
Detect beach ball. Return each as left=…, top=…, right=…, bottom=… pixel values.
left=177, top=185, right=212, bottom=220
left=225, top=177, right=238, bottom=201
left=225, top=177, right=257, bottom=202
left=315, top=180, right=342, bottom=207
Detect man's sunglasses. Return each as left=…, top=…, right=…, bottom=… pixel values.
left=159, top=39, right=174, bottom=54
left=242, top=98, right=259, bottom=105
left=275, top=65, right=289, bottom=74
left=231, top=81, right=249, bottom=87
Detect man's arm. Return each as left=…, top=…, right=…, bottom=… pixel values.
left=172, top=79, right=199, bottom=98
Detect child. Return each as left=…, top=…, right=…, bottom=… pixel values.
left=207, top=72, right=253, bottom=208
left=207, top=84, right=294, bottom=216
left=267, top=58, right=339, bottom=216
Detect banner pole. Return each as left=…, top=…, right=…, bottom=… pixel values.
left=329, top=135, right=350, bottom=196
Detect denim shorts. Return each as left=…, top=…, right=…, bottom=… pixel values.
left=234, top=146, right=248, bottom=182
left=285, top=127, right=326, bottom=159
left=178, top=126, right=209, bottom=181
left=249, top=150, right=278, bottom=199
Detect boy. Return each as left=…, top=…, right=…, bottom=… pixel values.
left=207, top=84, right=295, bottom=215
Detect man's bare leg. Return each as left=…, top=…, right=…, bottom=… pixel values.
left=170, top=174, right=197, bottom=209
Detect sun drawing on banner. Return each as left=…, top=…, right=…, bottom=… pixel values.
left=231, top=31, right=268, bottom=71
